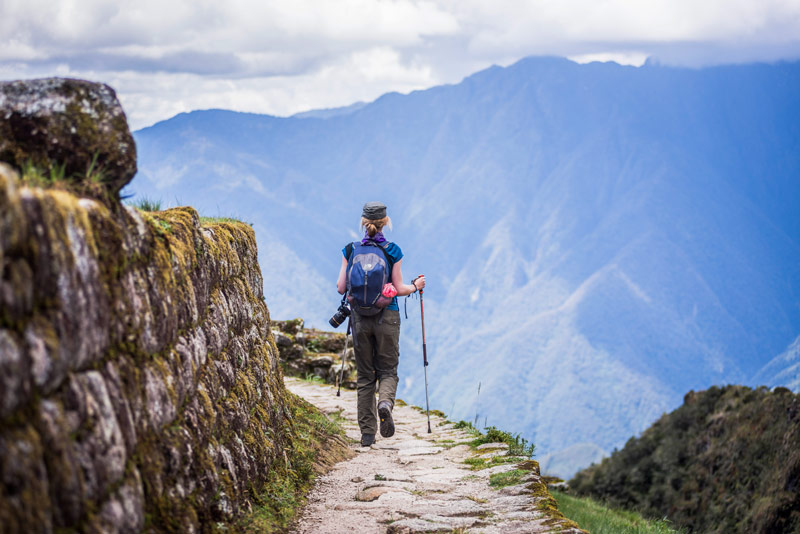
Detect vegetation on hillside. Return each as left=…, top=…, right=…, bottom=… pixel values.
left=552, top=490, right=683, bottom=534
left=569, top=385, right=800, bottom=533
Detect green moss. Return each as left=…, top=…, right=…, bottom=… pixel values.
left=1, top=175, right=331, bottom=533
left=489, top=469, right=527, bottom=488
left=200, top=216, right=249, bottom=225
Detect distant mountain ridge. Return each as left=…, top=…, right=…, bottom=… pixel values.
left=131, top=56, right=800, bottom=477
left=292, top=101, right=368, bottom=119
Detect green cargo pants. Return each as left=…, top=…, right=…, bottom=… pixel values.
left=352, top=308, right=401, bottom=435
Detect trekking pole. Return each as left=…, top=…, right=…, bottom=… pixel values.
left=336, top=318, right=351, bottom=397
left=415, top=276, right=432, bottom=433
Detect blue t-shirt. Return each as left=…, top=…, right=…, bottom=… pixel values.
left=343, top=241, right=404, bottom=310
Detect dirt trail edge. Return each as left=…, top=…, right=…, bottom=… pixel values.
left=286, top=378, right=585, bottom=534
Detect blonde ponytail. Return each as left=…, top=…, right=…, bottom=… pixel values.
left=361, top=216, right=392, bottom=237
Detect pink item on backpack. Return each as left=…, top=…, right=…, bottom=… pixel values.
left=382, top=283, right=398, bottom=298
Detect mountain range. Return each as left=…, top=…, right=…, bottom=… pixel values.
left=130, top=56, right=800, bottom=477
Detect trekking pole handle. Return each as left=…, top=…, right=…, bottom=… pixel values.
left=412, top=274, right=425, bottom=293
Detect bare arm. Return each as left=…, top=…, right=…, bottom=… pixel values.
left=392, top=259, right=425, bottom=296
left=336, top=256, right=347, bottom=294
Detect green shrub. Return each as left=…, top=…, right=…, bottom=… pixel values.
left=469, top=426, right=535, bottom=458
left=569, top=385, right=800, bottom=534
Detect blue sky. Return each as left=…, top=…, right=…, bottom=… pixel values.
left=2, top=0, right=799, bottom=129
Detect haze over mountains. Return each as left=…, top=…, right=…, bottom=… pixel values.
left=131, top=56, right=800, bottom=477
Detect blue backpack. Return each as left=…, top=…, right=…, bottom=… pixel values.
left=345, top=240, right=394, bottom=316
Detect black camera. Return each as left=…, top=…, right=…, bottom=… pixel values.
left=329, top=301, right=350, bottom=328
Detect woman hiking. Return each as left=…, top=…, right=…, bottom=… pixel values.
left=337, top=201, right=425, bottom=447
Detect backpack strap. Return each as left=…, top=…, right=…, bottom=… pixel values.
left=345, top=240, right=394, bottom=271
left=372, top=240, right=394, bottom=271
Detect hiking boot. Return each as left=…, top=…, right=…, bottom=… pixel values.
left=378, top=401, right=395, bottom=438
left=360, top=433, right=375, bottom=447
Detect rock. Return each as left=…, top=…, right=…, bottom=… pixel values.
left=0, top=426, right=52, bottom=531
left=37, top=399, right=83, bottom=526
left=273, top=331, right=292, bottom=348
left=397, top=446, right=442, bottom=457
left=273, top=320, right=357, bottom=387
left=89, top=467, right=145, bottom=534
left=355, top=486, right=406, bottom=502
left=0, top=330, right=26, bottom=419
left=387, top=518, right=465, bottom=533
left=63, top=371, right=127, bottom=501
left=274, top=318, right=304, bottom=335
left=282, top=344, right=305, bottom=361
left=499, top=483, right=534, bottom=496
left=0, top=78, right=136, bottom=196
left=309, top=355, right=334, bottom=367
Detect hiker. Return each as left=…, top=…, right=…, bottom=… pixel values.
left=337, top=201, right=425, bottom=447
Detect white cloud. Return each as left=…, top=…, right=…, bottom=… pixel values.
left=1, top=0, right=799, bottom=128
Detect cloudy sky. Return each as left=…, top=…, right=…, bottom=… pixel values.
left=2, top=0, right=799, bottom=129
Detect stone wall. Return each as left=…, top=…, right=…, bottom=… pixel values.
left=272, top=319, right=356, bottom=389
left=0, top=162, right=300, bottom=533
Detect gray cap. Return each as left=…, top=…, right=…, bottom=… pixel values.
left=362, top=201, right=387, bottom=220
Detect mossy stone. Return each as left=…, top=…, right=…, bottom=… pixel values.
left=0, top=78, right=136, bottom=198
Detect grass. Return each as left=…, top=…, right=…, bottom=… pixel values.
left=464, top=457, right=486, bottom=468
left=552, top=491, right=685, bottom=534
left=129, top=196, right=162, bottom=212
left=20, top=160, right=66, bottom=186
left=302, top=373, right=326, bottom=385
left=19, top=158, right=108, bottom=195
left=453, top=420, right=482, bottom=437
left=465, top=426, right=535, bottom=458
left=488, top=469, right=528, bottom=488
left=236, top=396, right=349, bottom=533
left=200, top=215, right=251, bottom=226
left=463, top=454, right=528, bottom=471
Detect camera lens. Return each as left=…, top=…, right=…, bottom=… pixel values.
left=329, top=303, right=350, bottom=328
left=329, top=310, right=345, bottom=328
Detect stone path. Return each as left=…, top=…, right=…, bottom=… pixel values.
left=286, top=378, right=584, bottom=534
